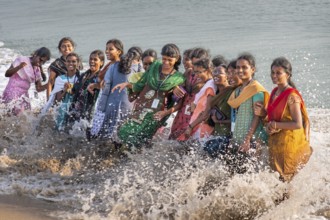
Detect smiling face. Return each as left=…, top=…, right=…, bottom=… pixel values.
left=142, top=56, right=155, bottom=71
left=59, top=40, right=74, bottom=57
left=194, top=65, right=210, bottom=84
left=271, top=65, right=289, bottom=86
left=236, top=59, right=255, bottom=83
left=212, top=66, right=228, bottom=86
left=227, top=66, right=242, bottom=86
left=161, top=55, right=177, bottom=73
left=89, top=53, right=103, bottom=73
left=183, top=54, right=193, bottom=71
left=65, top=55, right=78, bottom=73
left=105, top=43, right=121, bottom=61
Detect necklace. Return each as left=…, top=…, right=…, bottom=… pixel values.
left=159, top=65, right=174, bottom=79
left=275, top=84, right=289, bottom=96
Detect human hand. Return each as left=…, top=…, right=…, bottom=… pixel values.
left=64, top=82, right=73, bottom=93
left=153, top=111, right=166, bottom=121
left=173, top=86, right=186, bottom=99
left=112, top=82, right=129, bottom=93
left=19, top=62, right=27, bottom=69
left=184, top=126, right=193, bottom=138
left=266, top=121, right=279, bottom=135
left=87, top=83, right=96, bottom=95
left=238, top=139, right=250, bottom=153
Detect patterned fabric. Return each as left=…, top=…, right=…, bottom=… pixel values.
left=169, top=71, right=196, bottom=140
left=69, top=70, right=100, bottom=122
left=90, top=62, right=138, bottom=138
left=1, top=56, right=41, bottom=115
left=267, top=88, right=312, bottom=181
left=48, top=57, right=67, bottom=78
left=118, top=112, right=164, bottom=148
left=232, top=90, right=267, bottom=144
left=118, top=63, right=185, bottom=147
left=55, top=74, right=79, bottom=130
left=177, top=80, right=216, bottom=141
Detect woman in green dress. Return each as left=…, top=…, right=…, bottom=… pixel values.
left=112, top=43, right=185, bottom=148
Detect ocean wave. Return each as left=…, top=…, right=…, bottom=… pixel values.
left=0, top=108, right=329, bottom=219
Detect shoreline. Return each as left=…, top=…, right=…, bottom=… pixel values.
left=0, top=194, right=63, bottom=220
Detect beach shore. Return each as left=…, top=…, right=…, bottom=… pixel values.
left=0, top=194, right=61, bottom=220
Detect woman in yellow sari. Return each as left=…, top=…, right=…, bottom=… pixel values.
left=255, top=57, right=312, bottom=181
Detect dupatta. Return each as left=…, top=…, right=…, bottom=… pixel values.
left=267, top=87, right=310, bottom=139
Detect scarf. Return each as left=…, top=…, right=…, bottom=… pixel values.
left=13, top=56, right=41, bottom=83
left=133, top=60, right=185, bottom=92
left=267, top=87, right=310, bottom=138
left=48, top=56, right=67, bottom=77
left=227, top=80, right=269, bottom=109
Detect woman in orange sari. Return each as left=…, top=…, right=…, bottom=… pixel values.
left=255, top=57, right=312, bottom=181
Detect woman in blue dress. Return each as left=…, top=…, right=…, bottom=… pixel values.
left=89, top=47, right=143, bottom=139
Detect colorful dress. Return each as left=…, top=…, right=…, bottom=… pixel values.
left=177, top=79, right=217, bottom=141
left=90, top=62, right=140, bottom=138
left=1, top=56, right=42, bottom=115
left=267, top=87, right=312, bottom=181
left=69, top=70, right=100, bottom=122
left=48, top=56, right=67, bottom=79
left=169, top=69, right=197, bottom=140
left=118, top=61, right=185, bottom=147
left=55, top=73, right=79, bottom=130
left=203, top=86, right=235, bottom=156
left=228, top=80, right=269, bottom=149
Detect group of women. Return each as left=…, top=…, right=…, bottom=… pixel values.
left=1, top=37, right=312, bottom=181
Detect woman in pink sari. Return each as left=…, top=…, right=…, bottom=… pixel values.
left=2, top=47, right=50, bottom=115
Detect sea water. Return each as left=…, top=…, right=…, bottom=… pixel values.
left=0, top=0, right=329, bottom=219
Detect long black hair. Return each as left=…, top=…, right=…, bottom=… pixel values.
left=118, top=47, right=142, bottom=74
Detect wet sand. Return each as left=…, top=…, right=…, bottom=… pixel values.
left=0, top=195, right=62, bottom=220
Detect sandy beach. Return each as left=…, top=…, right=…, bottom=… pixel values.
left=0, top=195, right=62, bottom=220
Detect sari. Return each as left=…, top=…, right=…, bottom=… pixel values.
left=1, top=56, right=42, bottom=115
left=267, top=87, right=312, bottom=181
left=118, top=61, right=185, bottom=148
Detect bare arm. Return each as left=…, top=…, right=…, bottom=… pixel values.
left=5, top=63, right=27, bottom=77
left=46, top=70, right=57, bottom=100
left=239, top=114, right=261, bottom=152
left=98, top=62, right=112, bottom=81
left=183, top=95, right=213, bottom=137
left=153, top=97, right=184, bottom=121
left=268, top=96, right=303, bottom=131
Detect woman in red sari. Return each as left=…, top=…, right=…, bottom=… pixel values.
left=255, top=57, right=312, bottom=181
